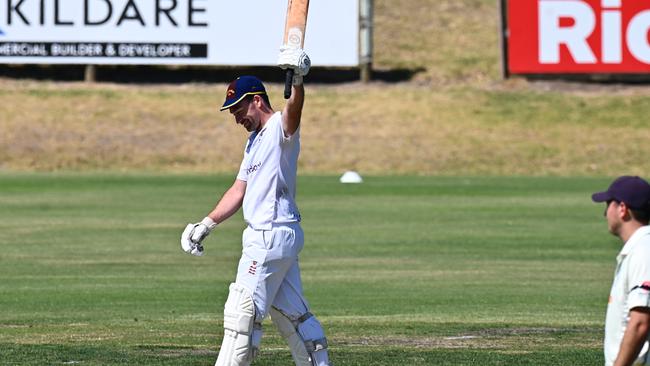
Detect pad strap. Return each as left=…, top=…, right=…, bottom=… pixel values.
left=297, top=312, right=313, bottom=323
left=305, top=338, right=328, bottom=353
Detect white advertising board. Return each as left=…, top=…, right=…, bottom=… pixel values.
left=0, top=0, right=359, bottom=66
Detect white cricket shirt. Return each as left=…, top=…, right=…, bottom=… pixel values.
left=605, top=225, right=650, bottom=366
left=236, top=112, right=301, bottom=230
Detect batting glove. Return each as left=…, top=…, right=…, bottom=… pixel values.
left=277, top=46, right=311, bottom=85
left=180, top=217, right=217, bottom=256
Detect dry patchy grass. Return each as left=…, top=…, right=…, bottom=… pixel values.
left=2, top=79, right=650, bottom=176
left=373, top=0, right=500, bottom=84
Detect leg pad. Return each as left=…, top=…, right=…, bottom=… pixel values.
left=215, top=283, right=257, bottom=366
left=271, top=308, right=331, bottom=366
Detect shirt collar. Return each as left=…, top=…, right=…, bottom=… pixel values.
left=618, top=225, right=650, bottom=260
left=245, top=130, right=259, bottom=153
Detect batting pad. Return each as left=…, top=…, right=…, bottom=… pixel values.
left=270, top=307, right=311, bottom=366
left=215, top=283, right=256, bottom=366
left=297, top=315, right=330, bottom=366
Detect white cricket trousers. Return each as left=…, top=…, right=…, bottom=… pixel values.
left=235, top=222, right=310, bottom=321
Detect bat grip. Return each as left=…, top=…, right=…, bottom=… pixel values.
left=284, top=69, right=294, bottom=99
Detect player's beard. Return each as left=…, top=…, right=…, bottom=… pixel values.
left=240, top=117, right=258, bottom=132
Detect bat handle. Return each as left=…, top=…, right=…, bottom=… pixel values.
left=284, top=69, right=294, bottom=99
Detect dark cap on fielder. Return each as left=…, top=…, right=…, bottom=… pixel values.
left=220, top=76, right=267, bottom=111
left=592, top=175, right=650, bottom=210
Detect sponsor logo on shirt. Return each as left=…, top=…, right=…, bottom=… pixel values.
left=247, top=161, right=261, bottom=175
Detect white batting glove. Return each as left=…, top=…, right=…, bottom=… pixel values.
left=277, top=46, right=311, bottom=85
left=180, top=217, right=217, bottom=256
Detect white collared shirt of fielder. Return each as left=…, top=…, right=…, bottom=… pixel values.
left=605, top=225, right=650, bottom=366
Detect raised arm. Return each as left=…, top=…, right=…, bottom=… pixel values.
left=277, top=48, right=310, bottom=137
left=282, top=84, right=304, bottom=136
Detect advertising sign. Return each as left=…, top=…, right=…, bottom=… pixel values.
left=505, top=0, right=650, bottom=74
left=0, top=0, right=359, bottom=66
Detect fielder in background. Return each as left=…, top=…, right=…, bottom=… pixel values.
left=180, top=47, right=331, bottom=366
left=593, top=176, right=650, bottom=366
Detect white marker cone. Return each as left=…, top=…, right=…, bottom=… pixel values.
left=340, top=171, right=363, bottom=184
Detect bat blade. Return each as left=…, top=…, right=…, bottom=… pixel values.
left=284, top=0, right=309, bottom=48
left=283, top=0, right=310, bottom=99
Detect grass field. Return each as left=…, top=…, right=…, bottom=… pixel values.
left=0, top=173, right=619, bottom=365
left=1, top=0, right=647, bottom=364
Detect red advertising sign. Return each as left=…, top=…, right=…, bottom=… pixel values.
left=506, top=0, right=650, bottom=73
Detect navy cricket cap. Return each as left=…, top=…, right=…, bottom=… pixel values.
left=592, top=175, right=650, bottom=210
left=220, top=76, right=267, bottom=111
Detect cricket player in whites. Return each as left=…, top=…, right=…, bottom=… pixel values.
left=180, top=47, right=331, bottom=366
left=593, top=176, right=650, bottom=366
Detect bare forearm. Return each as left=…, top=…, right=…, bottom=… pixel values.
left=287, top=83, right=305, bottom=116
left=206, top=181, right=245, bottom=224
left=283, top=84, right=304, bottom=136
left=615, top=312, right=650, bottom=366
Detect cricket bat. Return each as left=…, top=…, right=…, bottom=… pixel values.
left=283, top=0, right=310, bottom=99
